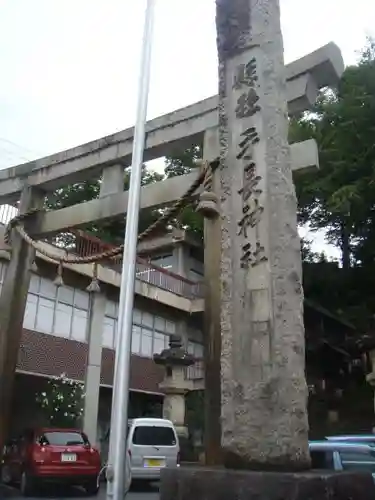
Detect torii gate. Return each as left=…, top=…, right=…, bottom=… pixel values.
left=0, top=41, right=343, bottom=462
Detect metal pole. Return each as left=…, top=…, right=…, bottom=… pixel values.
left=106, top=0, right=155, bottom=498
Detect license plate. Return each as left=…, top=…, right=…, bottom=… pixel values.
left=145, top=459, right=163, bottom=467
left=61, top=453, right=77, bottom=462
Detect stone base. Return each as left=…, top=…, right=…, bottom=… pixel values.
left=160, top=467, right=375, bottom=500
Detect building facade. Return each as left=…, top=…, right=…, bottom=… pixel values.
left=1, top=221, right=373, bottom=449
left=1, top=225, right=205, bottom=446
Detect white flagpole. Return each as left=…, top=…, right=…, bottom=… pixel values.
left=106, top=0, right=156, bottom=498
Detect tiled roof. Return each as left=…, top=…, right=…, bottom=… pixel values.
left=18, top=329, right=165, bottom=394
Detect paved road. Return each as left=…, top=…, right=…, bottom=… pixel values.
left=3, top=483, right=159, bottom=500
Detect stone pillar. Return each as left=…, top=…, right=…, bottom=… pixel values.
left=83, top=291, right=106, bottom=446
left=81, top=164, right=123, bottom=446
left=0, top=187, right=44, bottom=454
left=216, top=0, right=309, bottom=469
left=174, top=244, right=186, bottom=277
left=154, top=335, right=194, bottom=438
left=201, top=128, right=222, bottom=465
left=100, top=164, right=124, bottom=197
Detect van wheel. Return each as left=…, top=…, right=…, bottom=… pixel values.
left=20, top=471, right=34, bottom=497
left=85, top=479, right=99, bottom=496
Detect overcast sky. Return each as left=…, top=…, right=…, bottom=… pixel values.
left=0, top=0, right=374, bottom=258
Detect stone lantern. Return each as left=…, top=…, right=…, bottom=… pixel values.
left=153, top=335, right=195, bottom=437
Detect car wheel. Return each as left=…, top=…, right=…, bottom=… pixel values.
left=85, top=478, right=99, bottom=496
left=20, top=471, right=34, bottom=497
left=1, top=465, right=12, bottom=485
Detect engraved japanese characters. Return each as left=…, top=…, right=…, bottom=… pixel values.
left=234, top=57, right=268, bottom=270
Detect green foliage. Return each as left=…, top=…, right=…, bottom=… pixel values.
left=164, top=145, right=202, bottom=178
left=43, top=39, right=375, bottom=332
left=292, top=38, right=375, bottom=270
left=46, top=165, right=164, bottom=244
left=290, top=38, right=375, bottom=328
left=164, top=145, right=204, bottom=240
left=35, top=373, right=85, bottom=427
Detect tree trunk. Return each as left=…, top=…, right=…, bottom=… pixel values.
left=340, top=222, right=351, bottom=270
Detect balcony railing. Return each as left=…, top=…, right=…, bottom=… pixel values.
left=0, top=205, right=204, bottom=299
left=71, top=230, right=204, bottom=299
left=186, top=358, right=204, bottom=381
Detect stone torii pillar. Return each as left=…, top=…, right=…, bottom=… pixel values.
left=215, top=0, right=310, bottom=470
left=159, top=1, right=375, bottom=497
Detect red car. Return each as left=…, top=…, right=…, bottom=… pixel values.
left=1, top=427, right=101, bottom=497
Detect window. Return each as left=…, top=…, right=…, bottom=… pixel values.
left=188, top=341, right=204, bottom=359
left=166, top=321, right=176, bottom=334
left=73, top=289, right=89, bottom=309
left=71, top=308, right=87, bottom=342
left=131, top=326, right=141, bottom=354
left=106, top=300, right=117, bottom=318
left=58, top=285, right=74, bottom=305
left=132, top=426, right=176, bottom=446
left=24, top=294, right=37, bottom=330
left=54, top=303, right=72, bottom=338
left=153, top=332, right=166, bottom=355
left=142, top=312, right=153, bottom=329
left=36, top=298, right=54, bottom=333
left=340, top=449, right=375, bottom=472
left=133, top=308, right=142, bottom=324
left=188, top=326, right=203, bottom=344
left=15, top=260, right=180, bottom=354
left=41, top=431, right=89, bottom=446
left=155, top=316, right=165, bottom=332
left=39, top=277, right=57, bottom=299
left=140, top=329, right=152, bottom=357
left=195, top=343, right=203, bottom=358
left=310, top=450, right=334, bottom=469
left=151, top=253, right=174, bottom=269
left=29, top=274, right=40, bottom=294
left=103, top=317, right=115, bottom=348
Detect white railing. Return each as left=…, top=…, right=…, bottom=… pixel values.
left=186, top=358, right=204, bottom=380
left=0, top=205, right=205, bottom=299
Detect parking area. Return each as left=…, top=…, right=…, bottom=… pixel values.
left=1, top=483, right=160, bottom=500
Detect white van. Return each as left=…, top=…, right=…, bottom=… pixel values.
left=127, top=418, right=180, bottom=482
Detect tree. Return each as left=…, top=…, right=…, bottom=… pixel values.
left=46, top=165, right=164, bottom=245
left=290, top=39, right=375, bottom=328
left=164, top=145, right=205, bottom=240
left=35, top=373, right=85, bottom=427
left=291, top=38, right=375, bottom=270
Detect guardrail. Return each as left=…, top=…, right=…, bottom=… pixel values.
left=71, top=230, right=204, bottom=299
left=186, top=358, right=204, bottom=381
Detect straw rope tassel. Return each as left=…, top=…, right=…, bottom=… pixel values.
left=86, top=262, right=101, bottom=293
left=53, top=260, right=65, bottom=287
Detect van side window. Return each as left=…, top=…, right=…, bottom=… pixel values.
left=340, top=449, right=375, bottom=473
left=310, top=450, right=334, bottom=469
left=132, top=426, right=176, bottom=446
